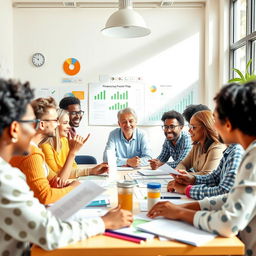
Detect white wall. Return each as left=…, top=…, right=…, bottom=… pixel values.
left=13, top=3, right=224, bottom=162
left=0, top=0, right=13, bottom=78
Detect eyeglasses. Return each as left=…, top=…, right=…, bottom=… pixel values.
left=69, top=110, right=84, bottom=116
left=17, top=119, right=40, bottom=130
left=41, top=119, right=59, bottom=123
left=162, top=125, right=180, bottom=131
left=188, top=124, right=200, bottom=130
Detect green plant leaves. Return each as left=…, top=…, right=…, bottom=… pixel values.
left=228, top=59, right=256, bottom=84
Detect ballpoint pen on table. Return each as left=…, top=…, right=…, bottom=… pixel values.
left=160, top=196, right=181, bottom=199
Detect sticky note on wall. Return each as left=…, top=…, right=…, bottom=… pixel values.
left=72, top=91, right=85, bottom=100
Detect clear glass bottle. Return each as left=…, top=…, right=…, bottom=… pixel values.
left=117, top=180, right=135, bottom=212
left=147, top=182, right=161, bottom=211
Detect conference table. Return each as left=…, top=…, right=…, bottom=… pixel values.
left=31, top=167, right=244, bottom=256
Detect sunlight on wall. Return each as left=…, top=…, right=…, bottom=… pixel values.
left=120, top=33, right=200, bottom=122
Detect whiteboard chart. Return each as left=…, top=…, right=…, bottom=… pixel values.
left=89, top=82, right=197, bottom=126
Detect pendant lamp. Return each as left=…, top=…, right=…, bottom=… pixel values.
left=101, top=0, right=151, bottom=38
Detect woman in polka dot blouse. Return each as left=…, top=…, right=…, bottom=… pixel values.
left=0, top=79, right=133, bottom=256
left=148, top=81, right=256, bottom=256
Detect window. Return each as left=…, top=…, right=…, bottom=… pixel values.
left=230, top=0, right=256, bottom=78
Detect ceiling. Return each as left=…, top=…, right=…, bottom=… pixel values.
left=13, top=0, right=206, bottom=8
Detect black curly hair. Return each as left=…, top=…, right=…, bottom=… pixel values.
left=161, top=110, right=184, bottom=126
left=182, top=104, right=210, bottom=123
left=59, top=96, right=80, bottom=110
left=214, top=81, right=256, bottom=136
left=0, top=78, right=34, bottom=136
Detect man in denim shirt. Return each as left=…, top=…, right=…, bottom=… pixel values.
left=149, top=110, right=191, bottom=169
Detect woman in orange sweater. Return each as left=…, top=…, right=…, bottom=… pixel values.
left=40, top=109, right=108, bottom=185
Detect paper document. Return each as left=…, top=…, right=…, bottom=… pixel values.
left=158, top=164, right=181, bottom=175
left=110, top=218, right=155, bottom=240
left=107, top=150, right=117, bottom=180
left=137, top=219, right=216, bottom=246
left=138, top=164, right=180, bottom=176
left=117, top=167, right=134, bottom=171
left=48, top=180, right=105, bottom=220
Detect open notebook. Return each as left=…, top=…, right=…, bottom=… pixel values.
left=137, top=219, right=216, bottom=246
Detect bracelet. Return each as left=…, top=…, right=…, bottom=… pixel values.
left=185, top=185, right=192, bottom=198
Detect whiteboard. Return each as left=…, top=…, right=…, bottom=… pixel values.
left=88, top=82, right=197, bottom=126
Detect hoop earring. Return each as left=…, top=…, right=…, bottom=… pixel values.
left=11, top=137, right=18, bottom=143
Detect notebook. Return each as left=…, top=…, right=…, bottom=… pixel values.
left=136, top=219, right=216, bottom=246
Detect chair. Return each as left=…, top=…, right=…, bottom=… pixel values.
left=75, top=155, right=97, bottom=164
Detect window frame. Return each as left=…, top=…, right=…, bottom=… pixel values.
left=230, top=0, right=256, bottom=78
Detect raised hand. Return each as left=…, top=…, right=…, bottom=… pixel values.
left=68, top=133, right=90, bottom=154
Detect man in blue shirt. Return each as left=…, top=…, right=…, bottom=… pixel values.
left=149, top=110, right=191, bottom=169
left=103, top=108, right=152, bottom=167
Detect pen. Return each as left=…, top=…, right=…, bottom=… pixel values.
left=161, top=196, right=181, bottom=199
left=104, top=231, right=143, bottom=244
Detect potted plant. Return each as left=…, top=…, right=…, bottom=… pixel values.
left=228, top=59, right=256, bottom=84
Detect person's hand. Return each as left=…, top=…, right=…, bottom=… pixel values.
left=172, top=182, right=187, bottom=194
left=89, top=163, right=109, bottom=175
left=57, top=177, right=70, bottom=187
left=127, top=156, right=141, bottom=167
left=167, top=180, right=176, bottom=192
left=68, top=180, right=81, bottom=188
left=175, top=174, right=195, bottom=186
left=101, top=205, right=133, bottom=229
left=68, top=133, right=90, bottom=154
left=49, top=176, right=72, bottom=188
left=147, top=201, right=181, bottom=220
left=148, top=159, right=162, bottom=170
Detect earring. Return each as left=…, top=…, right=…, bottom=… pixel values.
left=11, top=137, right=18, bottom=143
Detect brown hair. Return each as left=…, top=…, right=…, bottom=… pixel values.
left=31, top=97, right=57, bottom=119
left=192, top=110, right=220, bottom=151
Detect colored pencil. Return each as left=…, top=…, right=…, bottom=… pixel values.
left=105, top=229, right=147, bottom=241
left=104, top=231, right=143, bottom=244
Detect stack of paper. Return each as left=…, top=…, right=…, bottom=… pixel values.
left=138, top=164, right=180, bottom=176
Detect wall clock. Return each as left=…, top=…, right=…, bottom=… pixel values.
left=32, top=53, right=45, bottom=67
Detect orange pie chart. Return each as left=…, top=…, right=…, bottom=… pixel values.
left=63, top=58, right=80, bottom=76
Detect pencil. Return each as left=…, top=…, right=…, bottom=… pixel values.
left=105, top=229, right=147, bottom=241
left=104, top=231, right=143, bottom=244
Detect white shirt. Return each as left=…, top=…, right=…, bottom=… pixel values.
left=0, top=157, right=105, bottom=256
left=194, top=140, right=256, bottom=256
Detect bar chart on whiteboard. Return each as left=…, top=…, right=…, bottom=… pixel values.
left=88, top=82, right=197, bottom=126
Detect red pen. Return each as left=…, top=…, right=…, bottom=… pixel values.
left=104, top=231, right=143, bottom=244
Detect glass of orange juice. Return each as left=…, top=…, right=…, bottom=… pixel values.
left=117, top=181, right=135, bottom=212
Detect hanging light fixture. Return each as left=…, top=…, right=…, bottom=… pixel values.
left=101, top=0, right=151, bottom=38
